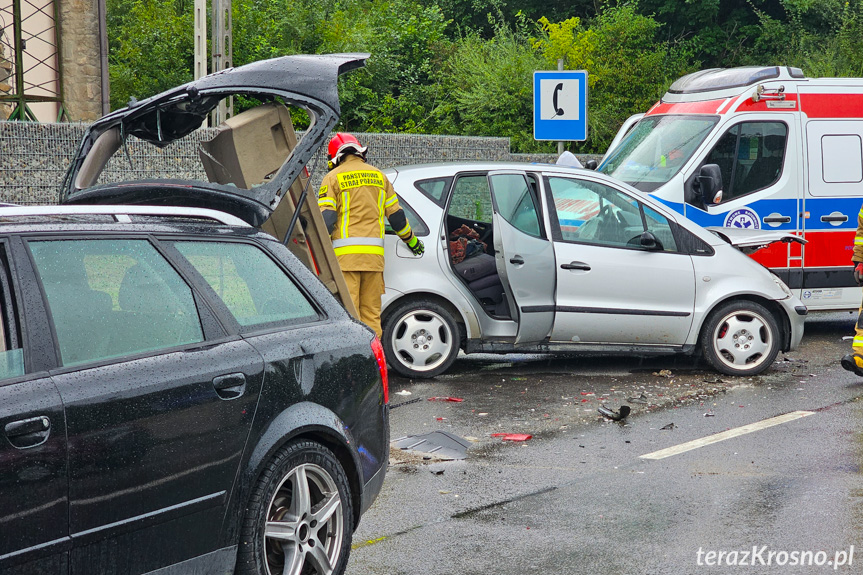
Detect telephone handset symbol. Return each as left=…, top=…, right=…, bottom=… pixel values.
left=552, top=83, right=564, bottom=116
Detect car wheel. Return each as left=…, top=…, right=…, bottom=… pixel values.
left=382, top=299, right=460, bottom=378
left=699, top=300, right=780, bottom=376
left=236, top=440, right=353, bottom=575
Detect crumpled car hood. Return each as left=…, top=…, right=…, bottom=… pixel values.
left=61, top=53, right=369, bottom=226
left=707, top=226, right=806, bottom=254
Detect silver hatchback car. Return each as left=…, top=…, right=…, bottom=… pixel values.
left=379, top=162, right=807, bottom=378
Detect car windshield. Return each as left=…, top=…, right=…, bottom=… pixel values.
left=598, top=115, right=719, bottom=192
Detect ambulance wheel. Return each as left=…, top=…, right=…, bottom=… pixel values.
left=700, top=300, right=780, bottom=376
left=382, top=298, right=460, bottom=378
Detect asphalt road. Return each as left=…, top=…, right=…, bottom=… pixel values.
left=347, top=311, right=863, bottom=574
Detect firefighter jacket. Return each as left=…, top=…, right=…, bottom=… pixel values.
left=855, top=203, right=863, bottom=263
left=317, top=155, right=415, bottom=272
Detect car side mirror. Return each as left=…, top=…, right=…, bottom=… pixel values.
left=696, top=164, right=723, bottom=206
left=639, top=231, right=664, bottom=251
left=584, top=159, right=598, bottom=170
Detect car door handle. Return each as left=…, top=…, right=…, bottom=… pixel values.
left=5, top=416, right=51, bottom=449
left=213, top=373, right=247, bottom=400
left=764, top=215, right=792, bottom=224
left=560, top=261, right=591, bottom=271
left=821, top=214, right=848, bottom=223
left=509, top=256, right=525, bottom=265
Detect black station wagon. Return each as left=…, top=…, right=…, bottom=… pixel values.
left=0, top=204, right=389, bottom=575
left=2, top=53, right=390, bottom=575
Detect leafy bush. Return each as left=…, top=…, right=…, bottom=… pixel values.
left=534, top=4, right=695, bottom=153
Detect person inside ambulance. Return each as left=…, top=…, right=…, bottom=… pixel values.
left=317, top=133, right=424, bottom=337
left=841, top=205, right=863, bottom=376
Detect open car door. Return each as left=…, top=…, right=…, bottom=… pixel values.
left=59, top=53, right=367, bottom=318
left=487, top=171, right=556, bottom=344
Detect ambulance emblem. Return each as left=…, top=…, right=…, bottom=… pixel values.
left=724, top=208, right=761, bottom=230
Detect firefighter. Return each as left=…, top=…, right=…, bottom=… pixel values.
left=317, top=133, right=423, bottom=337
left=841, top=203, right=863, bottom=375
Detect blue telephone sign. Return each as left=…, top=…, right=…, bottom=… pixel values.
left=533, top=70, right=588, bottom=141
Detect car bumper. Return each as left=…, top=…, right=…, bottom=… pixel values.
left=782, top=298, right=807, bottom=351
left=359, top=457, right=386, bottom=518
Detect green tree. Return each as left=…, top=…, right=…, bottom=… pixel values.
left=535, top=4, right=695, bottom=152
left=436, top=0, right=597, bottom=36
left=754, top=0, right=863, bottom=77
left=315, top=0, right=451, bottom=132
left=108, top=0, right=194, bottom=110
left=429, top=16, right=550, bottom=152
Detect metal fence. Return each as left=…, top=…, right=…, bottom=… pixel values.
left=0, top=121, right=571, bottom=205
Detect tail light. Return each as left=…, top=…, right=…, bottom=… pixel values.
left=371, top=336, right=389, bottom=404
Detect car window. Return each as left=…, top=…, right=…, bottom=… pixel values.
left=547, top=176, right=678, bottom=251
left=29, top=239, right=204, bottom=367
left=414, top=177, right=452, bottom=205
left=489, top=173, right=543, bottom=238
left=641, top=205, right=678, bottom=251
left=384, top=196, right=429, bottom=237
left=0, top=248, right=23, bottom=380
left=700, top=121, right=787, bottom=203
left=173, top=241, right=319, bottom=328
left=449, top=174, right=493, bottom=223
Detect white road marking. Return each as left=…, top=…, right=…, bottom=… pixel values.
left=639, top=410, right=815, bottom=460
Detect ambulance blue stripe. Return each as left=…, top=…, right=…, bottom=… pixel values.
left=653, top=196, right=860, bottom=231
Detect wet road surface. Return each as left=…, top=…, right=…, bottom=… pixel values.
left=348, top=312, right=863, bottom=574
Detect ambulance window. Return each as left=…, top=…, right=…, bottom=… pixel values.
left=701, top=122, right=787, bottom=202
left=821, top=135, right=863, bottom=183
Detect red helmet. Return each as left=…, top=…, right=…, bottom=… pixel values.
left=327, top=132, right=367, bottom=165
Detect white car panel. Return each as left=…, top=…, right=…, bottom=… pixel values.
left=551, top=242, right=696, bottom=345
left=380, top=162, right=807, bottom=378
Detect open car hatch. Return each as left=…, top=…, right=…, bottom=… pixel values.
left=60, top=53, right=370, bottom=227
left=707, top=227, right=807, bottom=254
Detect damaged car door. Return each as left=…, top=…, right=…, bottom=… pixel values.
left=487, top=171, right=556, bottom=344
left=544, top=174, right=697, bottom=346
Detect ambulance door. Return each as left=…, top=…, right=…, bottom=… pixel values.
left=801, top=119, right=863, bottom=310
left=682, top=113, right=802, bottom=285
left=487, top=171, right=556, bottom=344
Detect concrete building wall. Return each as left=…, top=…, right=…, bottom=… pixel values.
left=58, top=0, right=103, bottom=121
left=0, top=38, right=11, bottom=120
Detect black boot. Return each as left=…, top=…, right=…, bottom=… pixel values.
left=841, top=354, right=863, bottom=376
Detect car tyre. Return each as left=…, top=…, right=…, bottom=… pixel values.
left=700, top=300, right=780, bottom=376
left=382, top=299, right=460, bottom=378
left=236, top=440, right=353, bottom=575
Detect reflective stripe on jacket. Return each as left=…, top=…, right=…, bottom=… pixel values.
left=317, top=155, right=406, bottom=271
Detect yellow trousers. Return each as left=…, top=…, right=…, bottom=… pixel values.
left=855, top=299, right=863, bottom=353
left=342, top=270, right=385, bottom=338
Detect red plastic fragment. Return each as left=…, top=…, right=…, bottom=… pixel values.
left=428, top=397, right=464, bottom=402
left=491, top=433, right=532, bottom=442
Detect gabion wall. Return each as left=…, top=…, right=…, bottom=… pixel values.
left=0, top=121, right=580, bottom=206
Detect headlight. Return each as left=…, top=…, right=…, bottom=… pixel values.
left=772, top=275, right=792, bottom=298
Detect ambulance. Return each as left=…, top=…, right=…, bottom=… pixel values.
left=598, top=66, right=863, bottom=311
